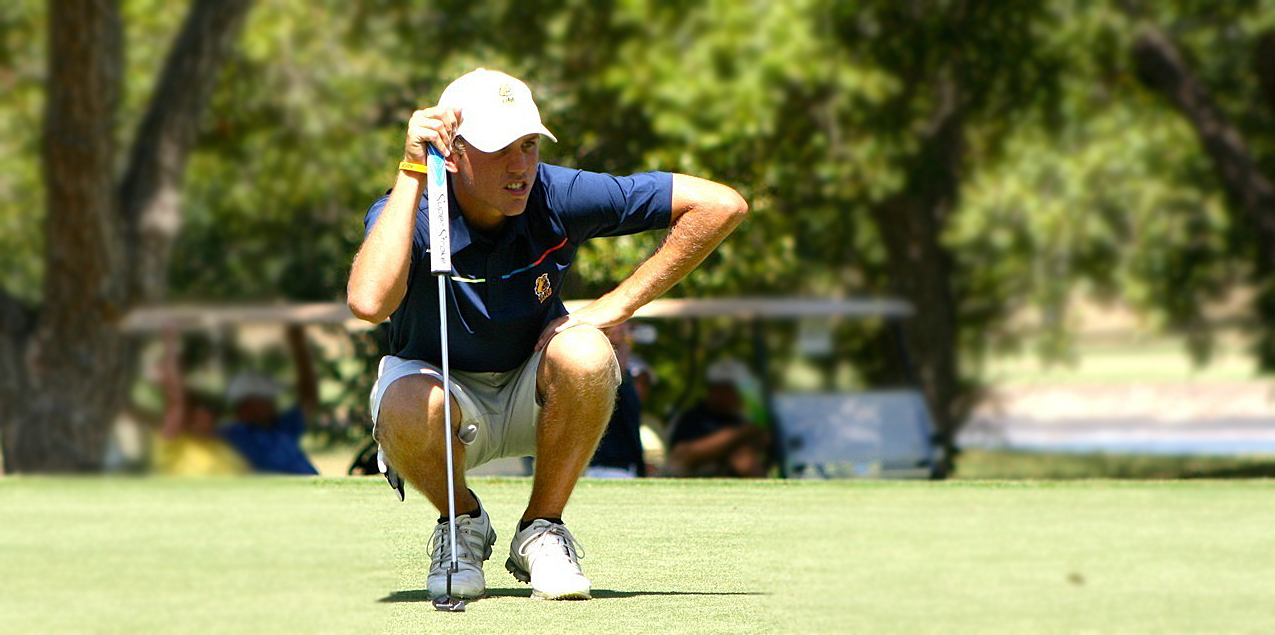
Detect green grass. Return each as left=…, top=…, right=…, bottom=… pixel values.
left=2, top=476, right=1273, bottom=634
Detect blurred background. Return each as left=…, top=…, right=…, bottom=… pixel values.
left=3, top=0, right=1275, bottom=478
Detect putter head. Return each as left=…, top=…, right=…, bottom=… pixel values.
left=431, top=595, right=467, bottom=612
left=432, top=566, right=466, bottom=612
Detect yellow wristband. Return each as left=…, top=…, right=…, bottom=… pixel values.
left=399, top=160, right=429, bottom=174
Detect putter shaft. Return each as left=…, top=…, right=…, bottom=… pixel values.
left=438, top=273, right=460, bottom=581
left=428, top=144, right=463, bottom=613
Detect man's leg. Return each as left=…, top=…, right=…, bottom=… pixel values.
left=524, top=325, right=619, bottom=521
left=376, top=373, right=497, bottom=600
left=505, top=325, right=617, bottom=600
left=376, top=374, right=477, bottom=515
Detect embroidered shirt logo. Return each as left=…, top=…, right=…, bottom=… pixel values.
left=498, top=84, right=515, bottom=105
left=534, top=273, right=552, bottom=303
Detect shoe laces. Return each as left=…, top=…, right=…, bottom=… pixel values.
left=517, top=522, right=586, bottom=563
left=429, top=516, right=486, bottom=566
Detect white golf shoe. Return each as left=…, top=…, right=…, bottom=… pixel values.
left=426, top=499, right=496, bottom=600
left=505, top=519, right=591, bottom=600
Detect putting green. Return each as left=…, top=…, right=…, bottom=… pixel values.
left=1, top=477, right=1271, bottom=634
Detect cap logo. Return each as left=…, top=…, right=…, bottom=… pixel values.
left=498, top=83, right=516, bottom=105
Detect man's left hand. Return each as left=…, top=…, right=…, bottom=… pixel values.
left=534, top=297, right=633, bottom=351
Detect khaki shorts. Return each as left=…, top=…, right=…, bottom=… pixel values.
left=369, top=352, right=544, bottom=470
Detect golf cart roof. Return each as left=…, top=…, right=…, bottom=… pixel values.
left=121, top=302, right=362, bottom=332
left=120, top=297, right=913, bottom=332
left=566, top=297, right=913, bottom=320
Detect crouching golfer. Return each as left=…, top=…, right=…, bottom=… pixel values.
left=347, top=68, right=746, bottom=601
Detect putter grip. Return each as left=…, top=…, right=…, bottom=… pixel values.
left=427, top=145, right=451, bottom=274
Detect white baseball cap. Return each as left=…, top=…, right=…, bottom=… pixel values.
left=226, top=372, right=281, bottom=406
left=706, top=359, right=753, bottom=387
left=439, top=68, right=558, bottom=153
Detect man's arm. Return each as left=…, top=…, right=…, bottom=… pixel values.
left=669, top=425, right=765, bottom=475
left=536, top=174, right=747, bottom=348
left=285, top=324, right=319, bottom=422
left=347, top=107, right=461, bottom=323
left=158, top=328, right=186, bottom=439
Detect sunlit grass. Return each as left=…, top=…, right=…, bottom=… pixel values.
left=1, top=476, right=1272, bottom=634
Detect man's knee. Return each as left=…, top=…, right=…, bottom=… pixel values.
left=376, top=375, right=457, bottom=440
left=540, top=326, right=620, bottom=391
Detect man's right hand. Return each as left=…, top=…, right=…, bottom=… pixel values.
left=349, top=106, right=461, bottom=324
left=404, top=106, right=462, bottom=164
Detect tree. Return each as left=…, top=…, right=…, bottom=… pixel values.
left=1130, top=9, right=1275, bottom=366
left=9, top=0, right=1257, bottom=474
left=0, top=0, right=253, bottom=472
left=826, top=2, right=1062, bottom=459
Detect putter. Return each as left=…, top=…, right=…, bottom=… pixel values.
left=426, top=144, right=466, bottom=613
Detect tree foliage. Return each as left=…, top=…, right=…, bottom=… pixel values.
left=4, top=0, right=1275, bottom=471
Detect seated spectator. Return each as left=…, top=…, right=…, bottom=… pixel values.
left=218, top=325, right=319, bottom=475
left=667, top=359, right=771, bottom=478
left=152, top=329, right=248, bottom=476
left=587, top=322, right=645, bottom=479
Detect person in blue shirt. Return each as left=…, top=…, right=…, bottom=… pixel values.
left=218, top=325, right=319, bottom=476
left=347, top=68, right=747, bottom=602
left=586, top=322, right=646, bottom=479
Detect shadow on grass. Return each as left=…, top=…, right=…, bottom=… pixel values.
left=1179, top=462, right=1275, bottom=479
left=956, top=450, right=1275, bottom=480
left=379, top=588, right=768, bottom=603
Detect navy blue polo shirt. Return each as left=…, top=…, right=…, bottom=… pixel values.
left=363, top=163, right=673, bottom=372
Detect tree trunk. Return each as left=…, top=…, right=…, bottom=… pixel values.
left=0, top=291, right=36, bottom=471
left=0, top=0, right=252, bottom=473
left=1132, top=27, right=1275, bottom=366
left=1132, top=29, right=1275, bottom=269
left=868, top=78, right=967, bottom=467
left=1254, top=30, right=1275, bottom=122
left=2, top=0, right=127, bottom=472
left=120, top=0, right=255, bottom=304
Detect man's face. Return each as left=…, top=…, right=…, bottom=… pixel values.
left=451, top=134, right=540, bottom=228
left=706, top=382, right=743, bottom=416
left=633, top=372, right=652, bottom=402
left=187, top=406, right=216, bottom=437
left=233, top=397, right=277, bottom=427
